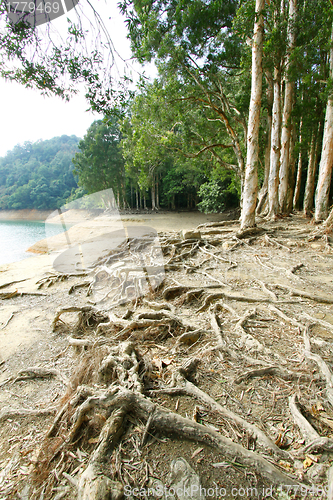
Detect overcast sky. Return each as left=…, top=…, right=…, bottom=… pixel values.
left=0, top=1, right=154, bottom=158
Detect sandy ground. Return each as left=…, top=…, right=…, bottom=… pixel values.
left=2, top=211, right=333, bottom=499
left=27, top=210, right=233, bottom=253
left=1, top=211, right=233, bottom=362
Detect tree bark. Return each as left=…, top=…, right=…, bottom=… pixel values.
left=303, top=124, right=322, bottom=217
left=303, top=132, right=316, bottom=216
left=279, top=0, right=297, bottom=214
left=257, top=74, right=273, bottom=216
left=156, top=176, right=160, bottom=209
left=315, top=23, right=333, bottom=221
left=293, top=119, right=303, bottom=210
left=286, top=120, right=297, bottom=212
left=151, top=173, right=156, bottom=210
left=268, top=65, right=282, bottom=219
left=240, top=0, right=265, bottom=230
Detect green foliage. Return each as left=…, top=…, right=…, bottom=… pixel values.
left=0, top=135, right=79, bottom=210
left=197, top=170, right=240, bottom=214
left=72, top=119, right=125, bottom=203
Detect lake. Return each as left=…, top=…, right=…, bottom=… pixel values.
left=0, top=220, right=64, bottom=266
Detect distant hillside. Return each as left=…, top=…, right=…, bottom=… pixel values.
left=0, top=135, right=80, bottom=210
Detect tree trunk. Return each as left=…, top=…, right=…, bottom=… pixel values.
left=136, top=189, right=139, bottom=210
left=257, top=74, right=273, bottom=216
left=268, top=64, right=282, bottom=219
left=240, top=0, right=265, bottom=230
left=143, top=193, right=147, bottom=210
left=286, top=121, right=297, bottom=213
left=315, top=23, right=333, bottom=222
left=303, top=123, right=322, bottom=217
left=278, top=0, right=297, bottom=214
left=151, top=174, right=156, bottom=210
left=293, top=120, right=303, bottom=210
left=156, top=177, right=160, bottom=209
left=171, top=194, right=176, bottom=210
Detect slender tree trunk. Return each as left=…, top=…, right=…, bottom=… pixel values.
left=151, top=174, right=156, bottom=210
left=143, top=193, right=147, bottom=210
left=240, top=0, right=265, bottom=230
left=268, top=65, right=282, bottom=219
left=315, top=23, right=333, bottom=221
left=156, top=177, right=160, bottom=209
left=136, top=189, right=139, bottom=210
left=257, top=74, right=273, bottom=216
left=279, top=0, right=297, bottom=213
left=303, top=123, right=321, bottom=217
left=293, top=119, right=303, bottom=210
left=286, top=121, right=297, bottom=212
left=324, top=206, right=333, bottom=227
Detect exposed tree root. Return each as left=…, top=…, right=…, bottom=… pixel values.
left=298, top=312, right=333, bottom=333
left=268, top=304, right=303, bottom=327
left=13, top=366, right=69, bottom=385
left=302, top=437, right=333, bottom=454
left=77, top=407, right=125, bottom=500
left=115, top=389, right=299, bottom=487
left=0, top=279, right=27, bottom=289
left=289, top=394, right=320, bottom=444
left=151, top=362, right=288, bottom=459
left=236, top=227, right=266, bottom=239
left=235, top=366, right=309, bottom=384
left=263, top=234, right=291, bottom=251
left=196, top=220, right=239, bottom=229
left=303, top=326, right=333, bottom=406
left=0, top=311, right=16, bottom=329
left=36, top=273, right=88, bottom=289
left=52, top=306, right=109, bottom=333
left=6, top=215, right=333, bottom=498
left=276, top=284, right=333, bottom=304
left=0, top=406, right=56, bottom=422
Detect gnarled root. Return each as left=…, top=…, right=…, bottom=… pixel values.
left=78, top=407, right=126, bottom=500
left=110, top=389, right=299, bottom=488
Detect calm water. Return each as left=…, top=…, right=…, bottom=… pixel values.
left=0, top=220, right=65, bottom=266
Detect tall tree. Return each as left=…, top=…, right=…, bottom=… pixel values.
left=240, top=0, right=265, bottom=229
left=278, top=0, right=297, bottom=213
left=314, top=22, right=333, bottom=221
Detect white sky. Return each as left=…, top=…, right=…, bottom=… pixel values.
left=0, top=1, right=155, bottom=158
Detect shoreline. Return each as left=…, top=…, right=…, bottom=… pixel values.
left=0, top=209, right=53, bottom=221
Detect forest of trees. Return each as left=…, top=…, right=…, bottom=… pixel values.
left=0, top=0, right=333, bottom=222
left=69, top=0, right=333, bottom=221
left=0, top=135, right=79, bottom=210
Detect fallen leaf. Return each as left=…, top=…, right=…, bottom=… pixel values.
left=88, top=437, right=100, bottom=444
left=303, top=456, right=313, bottom=469
left=191, top=447, right=203, bottom=459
